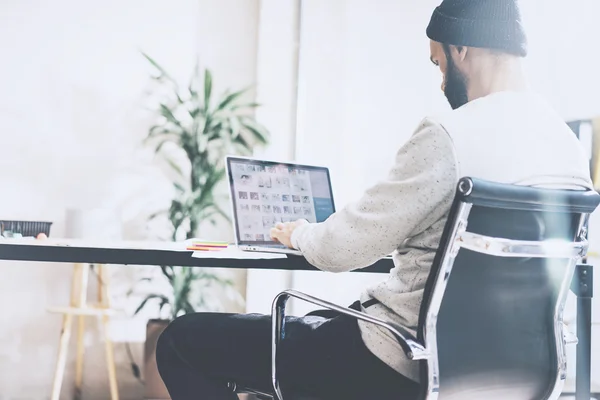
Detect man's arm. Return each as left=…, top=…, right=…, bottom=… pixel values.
left=289, top=118, right=458, bottom=272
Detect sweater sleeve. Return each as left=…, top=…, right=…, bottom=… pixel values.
left=290, top=118, right=458, bottom=272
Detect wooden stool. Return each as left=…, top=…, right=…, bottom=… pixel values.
left=48, top=263, right=119, bottom=400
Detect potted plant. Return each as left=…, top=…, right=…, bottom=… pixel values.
left=134, top=52, right=269, bottom=399
left=143, top=52, right=268, bottom=240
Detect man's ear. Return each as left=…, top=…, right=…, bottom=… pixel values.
left=456, top=46, right=468, bottom=61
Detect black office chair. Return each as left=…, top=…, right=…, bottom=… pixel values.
left=238, top=177, right=600, bottom=400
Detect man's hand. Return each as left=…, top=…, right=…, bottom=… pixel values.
left=270, top=219, right=309, bottom=249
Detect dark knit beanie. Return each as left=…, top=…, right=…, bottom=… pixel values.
left=426, top=0, right=528, bottom=57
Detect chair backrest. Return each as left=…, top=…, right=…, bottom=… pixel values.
left=417, top=177, right=600, bottom=400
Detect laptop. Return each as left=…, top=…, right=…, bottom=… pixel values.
left=226, top=156, right=336, bottom=255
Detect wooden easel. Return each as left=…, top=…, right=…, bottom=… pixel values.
left=48, top=263, right=119, bottom=400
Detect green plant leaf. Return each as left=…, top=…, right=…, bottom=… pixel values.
left=190, top=176, right=224, bottom=213
left=165, top=158, right=184, bottom=177
left=229, top=117, right=241, bottom=139
left=189, top=107, right=201, bottom=119
left=158, top=297, right=170, bottom=317
left=153, top=139, right=170, bottom=154
left=148, top=210, right=168, bottom=220
left=171, top=268, right=197, bottom=317
left=216, top=88, right=248, bottom=110
left=241, top=117, right=269, bottom=144
left=160, top=265, right=174, bottom=282
left=173, top=182, right=186, bottom=193
left=145, top=129, right=178, bottom=146
left=188, top=63, right=200, bottom=100
left=197, top=134, right=209, bottom=154
left=159, top=104, right=184, bottom=128
left=148, top=125, right=165, bottom=136
left=141, top=52, right=177, bottom=86
left=232, top=134, right=251, bottom=150
left=203, top=69, right=212, bottom=112
left=134, top=294, right=170, bottom=315
left=231, top=102, right=261, bottom=110
left=182, top=299, right=196, bottom=315
left=142, top=52, right=186, bottom=104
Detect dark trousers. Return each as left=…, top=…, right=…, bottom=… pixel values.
left=156, top=303, right=421, bottom=400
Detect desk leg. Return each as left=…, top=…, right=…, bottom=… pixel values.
left=75, top=264, right=89, bottom=400
left=51, top=264, right=82, bottom=400
left=51, top=314, right=74, bottom=400
left=98, top=264, right=119, bottom=400
left=573, top=264, right=593, bottom=400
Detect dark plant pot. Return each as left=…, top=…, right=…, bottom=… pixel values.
left=145, top=319, right=171, bottom=400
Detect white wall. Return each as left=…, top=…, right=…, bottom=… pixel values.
left=0, top=0, right=259, bottom=398
left=289, top=0, right=600, bottom=391
left=521, top=0, right=600, bottom=121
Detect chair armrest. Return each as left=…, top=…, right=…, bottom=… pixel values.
left=270, top=289, right=429, bottom=400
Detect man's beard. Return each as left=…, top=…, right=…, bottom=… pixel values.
left=443, top=51, right=469, bottom=110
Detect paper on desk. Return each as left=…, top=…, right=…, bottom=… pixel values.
left=191, top=247, right=286, bottom=259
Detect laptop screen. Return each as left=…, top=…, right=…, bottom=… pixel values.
left=226, top=156, right=336, bottom=246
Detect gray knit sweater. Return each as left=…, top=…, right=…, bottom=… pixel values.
left=290, top=91, right=593, bottom=382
